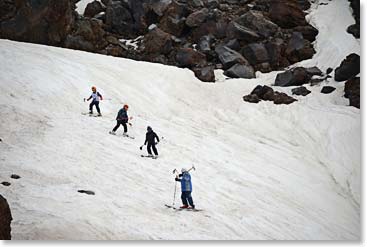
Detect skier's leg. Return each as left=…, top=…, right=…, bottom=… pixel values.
left=181, top=192, right=188, bottom=206
left=95, top=102, right=101, bottom=114
left=152, top=144, right=158, bottom=155
left=187, top=192, right=195, bottom=208
left=122, top=122, right=127, bottom=133
left=89, top=102, right=94, bottom=113
left=112, top=121, right=121, bottom=132
left=147, top=143, right=152, bottom=155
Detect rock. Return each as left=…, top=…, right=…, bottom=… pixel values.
left=151, top=0, right=172, bottom=17
left=251, top=85, right=274, bottom=100
left=334, top=53, right=360, bottom=82
left=243, top=94, right=261, bottom=103
left=269, top=0, right=307, bottom=28
left=197, top=35, right=213, bottom=52
left=207, top=0, right=220, bottom=9
left=191, top=0, right=204, bottom=8
left=105, top=1, right=133, bottom=35
left=1, top=182, right=10, bottom=186
left=234, top=10, right=279, bottom=38
left=224, top=64, right=255, bottom=79
left=193, top=66, right=215, bottom=82
left=241, top=43, right=269, bottom=66
left=225, top=39, right=240, bottom=51
left=326, top=67, right=333, bottom=74
left=226, top=21, right=261, bottom=42
left=10, top=174, right=20, bottom=179
left=320, top=86, right=336, bottom=94
left=105, top=44, right=125, bottom=56
left=143, top=28, right=172, bottom=55
left=274, top=67, right=311, bottom=87
left=78, top=190, right=95, bottom=195
left=305, top=66, right=323, bottom=76
left=265, top=38, right=288, bottom=68
left=64, top=18, right=107, bottom=52
left=175, top=48, right=206, bottom=68
left=273, top=92, right=297, bottom=105
left=291, top=86, right=311, bottom=96
left=186, top=8, right=209, bottom=27
left=0, top=194, right=12, bottom=240
left=293, top=25, right=319, bottom=42
left=193, top=19, right=228, bottom=40
left=159, top=1, right=190, bottom=36
left=347, top=23, right=360, bottom=39
left=215, top=45, right=248, bottom=70
left=84, top=1, right=104, bottom=18
left=285, top=32, right=315, bottom=63
left=344, top=77, right=360, bottom=108
left=297, top=0, right=311, bottom=10
left=0, top=0, right=75, bottom=45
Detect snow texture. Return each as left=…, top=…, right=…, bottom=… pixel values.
left=0, top=0, right=360, bottom=240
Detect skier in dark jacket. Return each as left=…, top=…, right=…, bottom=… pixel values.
left=142, top=126, right=159, bottom=157
left=86, top=86, right=103, bottom=116
left=110, top=104, right=131, bottom=136
left=175, top=168, right=195, bottom=209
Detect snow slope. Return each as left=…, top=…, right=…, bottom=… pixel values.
left=0, top=0, right=360, bottom=240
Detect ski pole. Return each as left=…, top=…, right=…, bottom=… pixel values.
left=172, top=180, right=177, bottom=207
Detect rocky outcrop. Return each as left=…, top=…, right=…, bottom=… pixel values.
left=0, top=0, right=75, bottom=45
left=347, top=0, right=360, bottom=38
left=243, top=85, right=297, bottom=105
left=344, top=77, right=360, bottom=108
left=334, top=53, right=360, bottom=82
left=0, top=194, right=12, bottom=240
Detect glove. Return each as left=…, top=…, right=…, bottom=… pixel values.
left=139, top=146, right=142, bottom=150
left=128, top=123, right=132, bottom=126
left=175, top=178, right=180, bottom=181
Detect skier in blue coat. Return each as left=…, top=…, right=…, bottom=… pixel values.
left=175, top=168, right=195, bottom=209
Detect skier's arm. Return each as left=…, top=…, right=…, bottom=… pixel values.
left=98, top=92, right=103, bottom=100
left=86, top=95, right=92, bottom=101
left=175, top=177, right=181, bottom=181
left=155, top=133, right=160, bottom=143
left=144, top=133, right=148, bottom=145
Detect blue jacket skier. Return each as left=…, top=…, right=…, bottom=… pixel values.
left=86, top=86, right=103, bottom=116
left=110, top=104, right=132, bottom=136
left=175, top=168, right=195, bottom=209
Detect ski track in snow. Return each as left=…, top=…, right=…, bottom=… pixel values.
left=0, top=0, right=360, bottom=240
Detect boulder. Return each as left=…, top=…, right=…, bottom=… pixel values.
left=193, top=19, right=228, bottom=40
left=241, top=43, right=269, bottom=66
left=334, top=53, right=360, bottom=82
left=265, top=38, right=288, bottom=68
left=243, top=94, right=261, bottom=103
left=159, top=1, right=190, bottom=36
left=0, top=0, right=75, bottom=45
left=347, top=24, right=360, bottom=39
left=0, top=194, right=12, bottom=240
left=225, top=39, right=240, bottom=51
left=344, top=77, right=360, bottom=108
left=273, top=92, right=297, bottom=105
left=291, top=86, right=311, bottom=96
left=84, top=1, right=104, bottom=18
left=151, top=0, right=172, bottom=17
left=175, top=48, right=207, bottom=68
left=64, top=18, right=107, bottom=52
left=224, top=64, right=255, bottom=79
left=293, top=25, right=319, bottom=42
left=226, top=21, right=261, bottom=42
left=105, top=1, right=133, bottom=35
left=326, top=67, right=333, bottom=74
left=305, top=66, right=323, bottom=76
left=285, top=32, right=315, bottom=63
left=251, top=85, right=274, bottom=100
left=207, top=0, right=220, bottom=9
left=193, top=66, right=215, bottom=82
left=320, top=86, right=336, bottom=94
left=215, top=45, right=248, bottom=70
left=268, top=0, right=307, bottom=28
left=186, top=8, right=209, bottom=27
left=274, top=67, right=311, bottom=87
left=197, top=35, right=213, bottom=52
left=143, top=28, right=172, bottom=55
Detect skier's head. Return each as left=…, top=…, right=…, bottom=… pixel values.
left=181, top=168, right=187, bottom=173
left=123, top=104, right=129, bottom=110
left=147, top=126, right=152, bottom=132
left=91, top=86, right=96, bottom=92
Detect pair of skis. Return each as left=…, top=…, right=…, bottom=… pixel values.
left=81, top=112, right=102, bottom=117
left=109, top=131, right=135, bottom=139
left=164, top=204, right=203, bottom=212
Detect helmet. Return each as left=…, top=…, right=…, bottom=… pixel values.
left=147, top=126, right=152, bottom=132
left=123, top=104, right=129, bottom=109
left=181, top=168, right=187, bottom=173
left=91, top=86, right=96, bottom=91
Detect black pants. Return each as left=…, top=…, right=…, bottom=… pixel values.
left=113, top=120, right=127, bottom=133
left=181, top=191, right=194, bottom=207
left=89, top=101, right=100, bottom=114
left=147, top=143, right=158, bottom=155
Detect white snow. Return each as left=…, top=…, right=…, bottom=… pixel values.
left=120, top=36, right=143, bottom=51
left=76, top=0, right=95, bottom=15
left=0, top=0, right=360, bottom=240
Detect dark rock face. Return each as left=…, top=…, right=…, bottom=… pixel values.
left=275, top=67, right=310, bottom=87
left=193, top=66, right=215, bottom=82
left=84, top=1, right=104, bottom=18
left=175, top=48, right=206, bottom=68
left=242, top=43, right=269, bottom=66
left=143, top=27, right=172, bottom=55
left=105, top=1, right=133, bottom=36
left=344, top=77, right=360, bottom=108
left=0, top=0, right=75, bottom=45
left=321, top=86, right=336, bottom=94
left=269, top=0, right=306, bottom=28
left=224, top=64, right=255, bottom=79
left=215, top=45, right=248, bottom=70
left=244, top=85, right=297, bottom=105
left=285, top=32, right=315, bottom=63
left=186, top=8, right=208, bottom=27
left=292, top=86, right=311, bottom=96
left=0, top=194, right=12, bottom=240
left=347, top=0, right=360, bottom=39
left=335, top=53, right=360, bottom=82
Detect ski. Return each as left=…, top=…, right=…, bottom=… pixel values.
left=141, top=155, right=158, bottom=159
left=109, top=131, right=135, bottom=139
left=165, top=204, right=177, bottom=209
left=165, top=204, right=203, bottom=212
left=81, top=112, right=101, bottom=117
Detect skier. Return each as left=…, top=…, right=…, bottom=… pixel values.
left=86, top=86, right=103, bottom=116
left=141, top=126, right=159, bottom=157
left=110, top=104, right=132, bottom=136
left=175, top=168, right=195, bottom=209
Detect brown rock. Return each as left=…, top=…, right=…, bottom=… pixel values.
left=175, top=48, right=206, bottom=68
left=0, top=194, right=12, bottom=240
left=143, top=28, right=172, bottom=55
